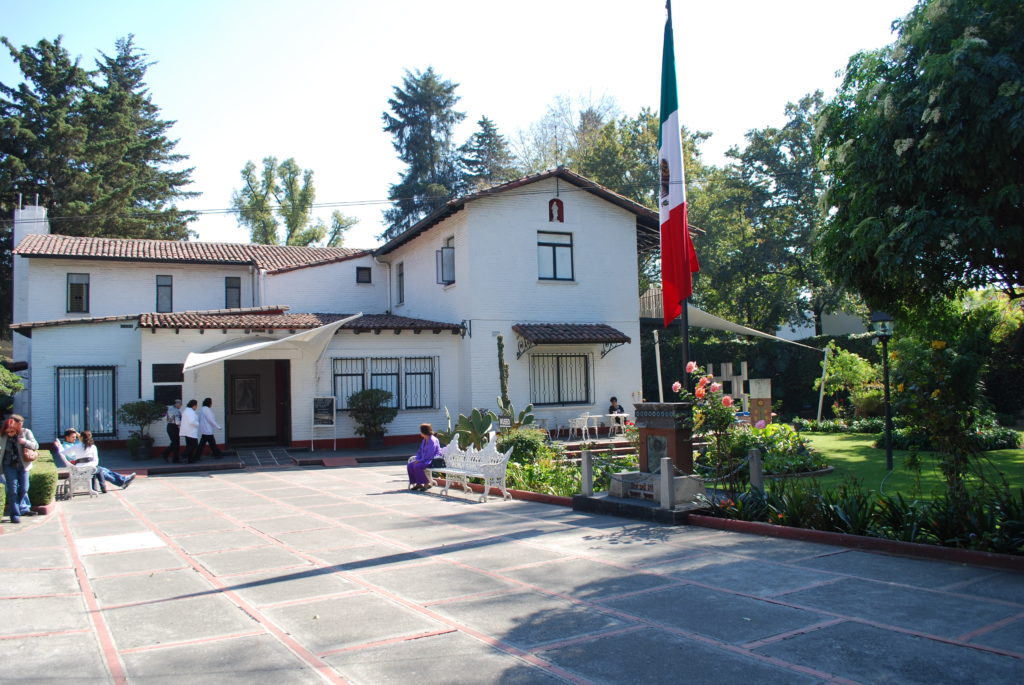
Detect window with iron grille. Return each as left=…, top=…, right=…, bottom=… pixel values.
left=225, top=277, right=241, bottom=308
left=370, top=357, right=400, bottom=407
left=529, top=353, right=590, bottom=406
left=333, top=356, right=438, bottom=410
left=156, top=275, right=173, bottom=312
left=56, top=366, right=116, bottom=436
left=404, top=357, right=434, bottom=409
left=537, top=231, right=574, bottom=280
left=333, top=358, right=365, bottom=409
left=67, top=273, right=90, bottom=312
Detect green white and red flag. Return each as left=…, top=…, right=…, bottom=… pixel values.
left=659, top=0, right=700, bottom=327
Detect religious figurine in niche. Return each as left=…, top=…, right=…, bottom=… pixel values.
left=548, top=198, right=564, bottom=222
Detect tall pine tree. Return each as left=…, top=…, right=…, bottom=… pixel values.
left=381, top=67, right=464, bottom=240
left=459, top=116, right=517, bottom=190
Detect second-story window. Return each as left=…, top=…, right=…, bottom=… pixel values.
left=436, top=236, right=455, bottom=285
left=67, top=273, right=90, bottom=313
left=396, top=262, right=405, bottom=304
left=156, top=275, right=173, bottom=313
left=225, top=277, right=241, bottom=308
left=538, top=231, right=574, bottom=280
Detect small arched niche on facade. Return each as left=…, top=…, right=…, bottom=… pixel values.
left=548, top=198, right=564, bottom=223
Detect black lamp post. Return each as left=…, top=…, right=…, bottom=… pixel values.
left=870, top=311, right=895, bottom=471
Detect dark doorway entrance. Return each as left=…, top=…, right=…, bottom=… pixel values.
left=225, top=359, right=291, bottom=446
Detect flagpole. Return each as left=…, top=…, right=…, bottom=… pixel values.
left=680, top=298, right=691, bottom=391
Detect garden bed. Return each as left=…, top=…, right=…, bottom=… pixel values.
left=686, top=513, right=1024, bottom=573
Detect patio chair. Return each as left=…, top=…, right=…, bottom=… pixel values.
left=567, top=414, right=593, bottom=442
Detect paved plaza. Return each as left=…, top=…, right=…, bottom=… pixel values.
left=2, top=462, right=1022, bottom=684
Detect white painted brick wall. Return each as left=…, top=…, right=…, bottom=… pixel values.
left=263, top=255, right=385, bottom=314
left=20, top=259, right=254, bottom=322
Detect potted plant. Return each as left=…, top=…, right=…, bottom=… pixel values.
left=117, top=400, right=168, bottom=459
left=347, top=389, right=398, bottom=449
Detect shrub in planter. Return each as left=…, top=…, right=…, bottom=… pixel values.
left=347, top=389, right=398, bottom=447
left=496, top=428, right=561, bottom=464
left=28, top=454, right=59, bottom=507
left=118, top=400, right=167, bottom=458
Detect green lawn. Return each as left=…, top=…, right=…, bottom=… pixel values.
left=802, top=432, right=1024, bottom=497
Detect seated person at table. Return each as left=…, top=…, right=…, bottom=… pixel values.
left=608, top=397, right=626, bottom=414
left=407, top=423, right=441, bottom=492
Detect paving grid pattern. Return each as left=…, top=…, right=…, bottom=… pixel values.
left=235, top=447, right=296, bottom=469
left=0, top=463, right=1021, bottom=684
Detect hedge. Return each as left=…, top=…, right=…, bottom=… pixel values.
left=2, top=450, right=60, bottom=514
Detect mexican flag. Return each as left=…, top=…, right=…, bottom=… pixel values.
left=659, top=0, right=700, bottom=328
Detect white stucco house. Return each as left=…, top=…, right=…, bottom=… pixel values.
left=9, top=168, right=658, bottom=449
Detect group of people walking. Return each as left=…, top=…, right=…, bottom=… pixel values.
left=161, top=398, right=222, bottom=463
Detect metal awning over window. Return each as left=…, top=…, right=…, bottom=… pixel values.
left=512, top=323, right=630, bottom=359
left=183, top=313, right=362, bottom=371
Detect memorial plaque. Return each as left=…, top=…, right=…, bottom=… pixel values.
left=633, top=402, right=694, bottom=474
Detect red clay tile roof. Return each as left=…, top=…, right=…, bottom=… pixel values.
left=13, top=234, right=369, bottom=273
left=512, top=323, right=631, bottom=345
left=137, top=309, right=462, bottom=332
left=13, top=306, right=463, bottom=336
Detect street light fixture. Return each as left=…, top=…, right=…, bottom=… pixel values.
left=870, top=311, right=895, bottom=470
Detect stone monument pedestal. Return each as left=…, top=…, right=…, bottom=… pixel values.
left=633, top=402, right=693, bottom=474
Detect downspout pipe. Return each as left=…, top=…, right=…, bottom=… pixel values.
left=373, top=254, right=392, bottom=313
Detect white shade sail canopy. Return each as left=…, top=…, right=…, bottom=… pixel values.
left=687, top=304, right=820, bottom=352
left=183, top=313, right=363, bottom=372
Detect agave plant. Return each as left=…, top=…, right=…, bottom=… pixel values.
left=496, top=396, right=535, bottom=431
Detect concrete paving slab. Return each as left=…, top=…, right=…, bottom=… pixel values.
left=599, top=584, right=828, bottom=645
left=374, top=522, right=509, bottom=550
left=0, top=528, right=67, bottom=548
left=500, top=557, right=676, bottom=599
left=0, top=567, right=81, bottom=596
left=262, top=593, right=443, bottom=653
left=309, top=542, right=429, bottom=572
left=246, top=515, right=328, bottom=535
left=140, top=507, right=214, bottom=523
left=67, top=519, right=152, bottom=538
left=200, top=504, right=289, bottom=521
left=670, top=529, right=840, bottom=562
left=969, top=617, right=1024, bottom=655
left=754, top=620, right=1024, bottom=683
left=793, top=548, right=988, bottom=587
left=269, top=525, right=376, bottom=552
left=0, top=546, right=72, bottom=569
left=324, top=629, right=565, bottom=684
left=103, top=594, right=260, bottom=650
left=223, top=566, right=359, bottom=606
left=193, top=546, right=311, bottom=577
left=90, top=567, right=212, bottom=607
left=152, top=516, right=242, bottom=536
left=538, top=625, right=820, bottom=685
left=644, top=555, right=841, bottom=597
left=121, top=633, right=325, bottom=685
left=82, top=547, right=187, bottom=577
left=954, top=571, right=1024, bottom=604
left=356, top=559, right=515, bottom=602
left=780, top=577, right=1020, bottom=637
left=0, top=595, right=93, bottom=635
left=432, top=589, right=631, bottom=650
left=1, top=632, right=111, bottom=684
left=305, top=500, right=390, bottom=518
left=75, top=531, right=166, bottom=556
left=430, top=539, right=571, bottom=571
left=338, top=511, right=423, bottom=533
left=171, top=528, right=270, bottom=555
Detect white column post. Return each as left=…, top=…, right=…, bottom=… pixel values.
left=660, top=457, right=674, bottom=509
left=581, top=450, right=594, bottom=497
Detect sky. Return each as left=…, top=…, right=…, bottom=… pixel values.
left=2, top=0, right=920, bottom=249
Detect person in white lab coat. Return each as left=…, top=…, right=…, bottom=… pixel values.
left=198, top=397, right=223, bottom=459
left=180, top=399, right=201, bottom=463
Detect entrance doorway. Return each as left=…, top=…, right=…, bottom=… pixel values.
left=225, top=359, right=291, bottom=446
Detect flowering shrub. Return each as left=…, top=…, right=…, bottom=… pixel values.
left=672, top=362, right=740, bottom=489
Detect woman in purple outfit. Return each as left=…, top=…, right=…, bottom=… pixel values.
left=407, top=423, right=440, bottom=491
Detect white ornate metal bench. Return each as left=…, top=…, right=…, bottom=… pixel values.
left=431, top=439, right=514, bottom=502
left=63, top=463, right=99, bottom=499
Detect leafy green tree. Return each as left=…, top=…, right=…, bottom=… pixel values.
left=817, top=0, right=1024, bottom=314
left=381, top=67, right=465, bottom=239
left=231, top=157, right=356, bottom=246
left=512, top=94, right=618, bottom=173
left=731, top=92, right=859, bottom=334
left=459, top=116, right=517, bottom=190
left=577, top=108, right=660, bottom=208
